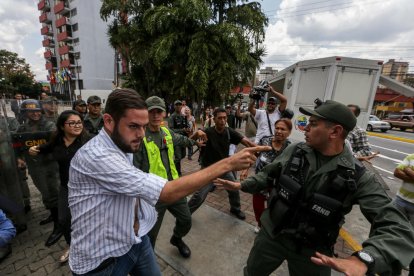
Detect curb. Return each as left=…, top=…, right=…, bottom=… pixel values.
left=367, top=132, right=414, bottom=143
left=339, top=228, right=362, bottom=252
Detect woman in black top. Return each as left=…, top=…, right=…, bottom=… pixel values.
left=29, top=110, right=90, bottom=263
left=240, top=118, right=292, bottom=233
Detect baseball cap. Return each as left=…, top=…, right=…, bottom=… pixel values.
left=87, top=95, right=102, bottom=104
left=299, top=100, right=356, bottom=131
left=43, top=96, right=58, bottom=103
left=174, top=100, right=182, bottom=105
left=267, top=97, right=277, bottom=103
left=146, top=96, right=166, bottom=112
left=73, top=100, right=87, bottom=106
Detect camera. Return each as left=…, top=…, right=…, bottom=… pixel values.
left=249, top=80, right=269, bottom=100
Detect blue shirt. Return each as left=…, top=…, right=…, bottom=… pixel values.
left=0, top=209, right=16, bottom=247
left=68, top=129, right=166, bottom=274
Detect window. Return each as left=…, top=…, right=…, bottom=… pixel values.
left=72, top=23, right=78, bottom=32
left=76, top=66, right=82, bottom=73
left=73, top=37, right=79, bottom=46
left=78, top=80, right=84, bottom=90
left=70, top=8, right=77, bottom=17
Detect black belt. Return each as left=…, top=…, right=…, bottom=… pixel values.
left=89, top=257, right=115, bottom=273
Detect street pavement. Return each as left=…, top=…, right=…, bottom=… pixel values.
left=0, top=125, right=410, bottom=275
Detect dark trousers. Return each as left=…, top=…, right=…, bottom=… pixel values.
left=245, top=230, right=331, bottom=276
left=148, top=197, right=192, bottom=247
left=58, top=186, right=71, bottom=245
left=188, top=171, right=241, bottom=214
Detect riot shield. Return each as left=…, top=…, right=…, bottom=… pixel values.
left=0, top=99, right=26, bottom=224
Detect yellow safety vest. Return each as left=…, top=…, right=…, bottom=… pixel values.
left=143, top=127, right=179, bottom=180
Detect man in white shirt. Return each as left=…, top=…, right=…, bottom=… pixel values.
left=248, top=86, right=287, bottom=144
left=69, top=88, right=269, bottom=275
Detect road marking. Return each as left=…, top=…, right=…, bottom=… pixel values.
left=368, top=132, right=414, bottom=144
left=373, top=165, right=394, bottom=175
left=339, top=228, right=362, bottom=251
left=377, top=154, right=403, bottom=164
left=372, top=145, right=411, bottom=156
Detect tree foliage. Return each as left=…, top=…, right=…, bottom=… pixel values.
left=101, top=0, right=267, bottom=104
left=0, top=49, right=41, bottom=98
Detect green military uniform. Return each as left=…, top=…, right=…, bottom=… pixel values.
left=133, top=126, right=196, bottom=247
left=241, top=142, right=414, bottom=275
left=17, top=118, right=59, bottom=210
left=0, top=115, right=27, bottom=226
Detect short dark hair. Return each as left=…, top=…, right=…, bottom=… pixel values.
left=347, top=104, right=361, bottom=117
left=213, top=107, right=227, bottom=117
left=105, top=88, right=147, bottom=123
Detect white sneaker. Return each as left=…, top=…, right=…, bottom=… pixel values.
left=254, top=226, right=260, bottom=234
left=59, top=247, right=70, bottom=263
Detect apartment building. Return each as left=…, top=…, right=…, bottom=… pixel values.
left=38, top=0, right=115, bottom=100
left=381, top=59, right=409, bottom=82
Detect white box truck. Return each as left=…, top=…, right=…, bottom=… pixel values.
left=268, top=56, right=383, bottom=141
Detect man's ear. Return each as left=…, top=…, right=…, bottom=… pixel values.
left=103, top=114, right=114, bottom=131
left=329, top=124, right=344, bottom=139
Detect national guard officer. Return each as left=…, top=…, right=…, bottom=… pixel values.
left=41, top=96, right=59, bottom=123
left=133, top=96, right=206, bottom=258
left=16, top=99, right=61, bottom=246
left=217, top=100, right=414, bottom=276
left=83, top=95, right=104, bottom=136
left=0, top=113, right=28, bottom=233
left=168, top=100, right=190, bottom=175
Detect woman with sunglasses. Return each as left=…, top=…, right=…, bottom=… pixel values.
left=29, top=110, right=90, bottom=263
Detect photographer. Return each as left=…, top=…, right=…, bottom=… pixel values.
left=248, top=84, right=287, bottom=144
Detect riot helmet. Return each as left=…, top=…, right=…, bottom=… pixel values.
left=20, top=99, right=42, bottom=112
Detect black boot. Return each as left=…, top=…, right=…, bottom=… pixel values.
left=45, top=208, right=63, bottom=247
left=170, top=236, right=191, bottom=258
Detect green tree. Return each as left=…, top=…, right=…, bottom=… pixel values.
left=101, top=0, right=267, bottom=104
left=0, top=49, right=40, bottom=98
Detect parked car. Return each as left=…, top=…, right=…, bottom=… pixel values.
left=383, top=114, right=414, bottom=131
left=367, top=115, right=391, bottom=132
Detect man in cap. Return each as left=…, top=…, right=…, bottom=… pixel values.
left=168, top=100, right=190, bottom=175
left=134, top=96, right=206, bottom=258
left=248, top=86, right=287, bottom=144
left=72, top=99, right=87, bottom=118
left=83, top=95, right=104, bottom=136
left=217, top=99, right=414, bottom=276
left=16, top=99, right=61, bottom=245
left=42, top=96, right=59, bottom=123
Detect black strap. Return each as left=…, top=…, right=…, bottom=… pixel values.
left=266, top=111, right=273, bottom=136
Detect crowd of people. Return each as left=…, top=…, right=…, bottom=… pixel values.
left=0, top=86, right=413, bottom=276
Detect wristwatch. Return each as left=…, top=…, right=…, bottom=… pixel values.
left=352, top=250, right=375, bottom=275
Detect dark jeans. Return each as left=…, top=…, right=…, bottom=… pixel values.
left=72, top=235, right=161, bottom=276
left=58, top=186, right=71, bottom=245
left=148, top=197, right=192, bottom=247
left=188, top=171, right=241, bottom=214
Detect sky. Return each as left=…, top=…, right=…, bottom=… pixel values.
left=0, top=0, right=413, bottom=81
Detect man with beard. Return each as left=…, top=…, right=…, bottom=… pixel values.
left=68, top=89, right=269, bottom=275
left=248, top=86, right=287, bottom=144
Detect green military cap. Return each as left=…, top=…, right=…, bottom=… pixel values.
left=299, top=100, right=356, bottom=131
left=43, top=96, right=58, bottom=103
left=146, top=96, right=166, bottom=112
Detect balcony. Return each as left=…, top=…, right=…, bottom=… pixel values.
left=54, top=1, right=70, bottom=15
left=45, top=62, right=53, bottom=70
left=60, top=59, right=70, bottom=68
left=44, top=50, right=53, bottom=59
left=58, top=45, right=70, bottom=55
left=55, top=16, right=67, bottom=28
left=57, top=31, right=72, bottom=42
left=40, top=26, right=52, bottom=35
left=38, top=0, right=50, bottom=11
left=42, top=38, right=54, bottom=47
left=39, top=13, right=51, bottom=23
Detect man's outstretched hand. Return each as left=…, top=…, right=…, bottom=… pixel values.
left=228, top=146, right=271, bottom=171
left=311, top=252, right=368, bottom=276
